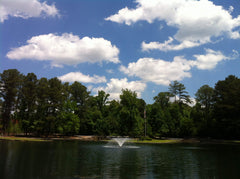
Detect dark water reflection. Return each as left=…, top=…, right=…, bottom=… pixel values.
left=1, top=140, right=240, bottom=179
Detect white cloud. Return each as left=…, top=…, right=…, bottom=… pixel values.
left=93, top=78, right=146, bottom=100
left=169, top=96, right=196, bottom=107
left=120, top=49, right=232, bottom=85
left=193, top=49, right=231, bottom=70
left=106, top=0, right=240, bottom=51
left=0, top=0, right=59, bottom=22
left=6, top=33, right=120, bottom=67
left=228, top=6, right=234, bottom=14
left=120, top=57, right=193, bottom=86
left=106, top=69, right=114, bottom=74
left=142, top=37, right=201, bottom=51
left=58, top=72, right=107, bottom=84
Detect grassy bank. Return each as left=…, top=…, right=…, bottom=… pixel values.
left=129, top=139, right=182, bottom=144
left=110, top=138, right=240, bottom=145
left=0, top=136, right=51, bottom=142
left=1, top=136, right=240, bottom=144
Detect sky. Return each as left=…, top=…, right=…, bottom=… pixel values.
left=1, top=0, right=240, bottom=104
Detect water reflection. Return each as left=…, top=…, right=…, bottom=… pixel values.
left=1, top=141, right=240, bottom=179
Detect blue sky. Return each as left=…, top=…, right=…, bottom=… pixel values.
left=1, top=0, right=240, bottom=104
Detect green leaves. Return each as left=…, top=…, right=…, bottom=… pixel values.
left=0, top=69, right=22, bottom=133
left=169, top=80, right=191, bottom=104
left=214, top=75, right=240, bottom=138
left=1, top=68, right=240, bottom=139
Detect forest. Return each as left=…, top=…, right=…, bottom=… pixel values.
left=1, top=69, right=240, bottom=139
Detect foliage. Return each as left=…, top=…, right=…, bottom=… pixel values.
left=1, top=69, right=240, bottom=139
left=0, top=69, right=22, bottom=133
left=57, top=100, right=80, bottom=135
left=119, top=89, right=144, bottom=137
left=214, top=75, right=240, bottom=138
left=169, top=80, right=191, bottom=104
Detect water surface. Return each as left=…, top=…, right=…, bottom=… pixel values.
left=0, top=140, right=240, bottom=179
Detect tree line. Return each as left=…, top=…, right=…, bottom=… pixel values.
left=1, top=69, right=240, bottom=139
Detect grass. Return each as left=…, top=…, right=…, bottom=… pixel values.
left=1, top=136, right=240, bottom=144
left=128, top=139, right=182, bottom=144
left=0, top=136, right=51, bottom=142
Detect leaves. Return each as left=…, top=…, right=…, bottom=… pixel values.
left=1, top=69, right=240, bottom=139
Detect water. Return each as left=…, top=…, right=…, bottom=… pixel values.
left=1, top=140, right=240, bottom=179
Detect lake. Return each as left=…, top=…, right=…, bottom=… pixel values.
left=0, top=140, right=240, bottom=179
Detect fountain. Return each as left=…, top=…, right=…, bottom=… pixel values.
left=112, top=138, right=129, bottom=147
left=104, top=137, right=139, bottom=149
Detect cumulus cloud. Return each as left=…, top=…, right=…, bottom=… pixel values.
left=120, top=49, right=231, bottom=85
left=0, top=0, right=59, bottom=22
left=142, top=37, right=202, bottom=51
left=93, top=78, right=146, bottom=100
left=120, top=57, right=193, bottom=86
left=6, top=33, right=120, bottom=67
left=58, top=72, right=107, bottom=84
left=106, top=0, right=240, bottom=51
left=193, top=49, right=231, bottom=70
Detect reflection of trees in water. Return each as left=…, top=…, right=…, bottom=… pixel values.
left=1, top=141, right=80, bottom=178
left=1, top=142, right=240, bottom=178
left=99, top=146, right=143, bottom=178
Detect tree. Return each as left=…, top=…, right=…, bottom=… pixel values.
left=150, top=92, right=175, bottom=137
left=169, top=81, right=190, bottom=104
left=214, top=75, right=240, bottom=138
left=70, top=81, right=90, bottom=107
left=18, top=73, right=38, bottom=134
left=70, top=82, right=90, bottom=133
left=46, top=77, right=64, bottom=135
left=105, top=100, right=121, bottom=135
left=95, top=90, right=110, bottom=114
left=0, top=69, right=22, bottom=133
left=194, top=85, right=214, bottom=136
left=34, top=77, right=65, bottom=135
left=119, top=89, right=144, bottom=136
left=153, top=92, right=171, bottom=109
left=195, top=85, right=214, bottom=113
left=35, top=78, right=49, bottom=135
left=57, top=100, right=80, bottom=135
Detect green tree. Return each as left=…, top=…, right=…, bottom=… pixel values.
left=194, top=85, right=214, bottom=136
left=136, top=98, right=146, bottom=119
left=169, top=81, right=190, bottom=104
left=147, top=103, right=165, bottom=137
left=35, top=78, right=49, bottom=135
left=105, top=100, right=121, bottom=135
left=57, top=100, right=80, bottom=135
left=168, top=103, right=182, bottom=136
left=179, top=106, right=195, bottom=137
left=214, top=75, right=240, bottom=138
left=95, top=90, right=110, bottom=114
left=34, top=77, right=64, bottom=136
left=0, top=69, right=22, bottom=133
left=70, top=81, right=90, bottom=107
left=18, top=73, right=38, bottom=134
left=153, top=92, right=171, bottom=109
left=70, top=82, right=90, bottom=134
left=46, top=77, right=64, bottom=135
left=119, top=89, right=144, bottom=137
left=195, top=85, right=214, bottom=114
left=150, top=92, right=175, bottom=137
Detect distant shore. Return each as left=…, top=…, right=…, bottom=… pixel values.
left=0, top=135, right=99, bottom=142
left=1, top=135, right=240, bottom=144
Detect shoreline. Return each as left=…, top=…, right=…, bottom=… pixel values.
left=0, top=135, right=99, bottom=142
left=1, top=135, right=240, bottom=144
